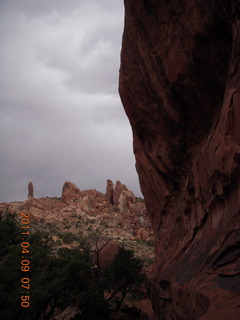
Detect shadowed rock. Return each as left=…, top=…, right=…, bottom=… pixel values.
left=106, top=180, right=145, bottom=214
left=106, top=179, right=114, bottom=204
left=119, top=1, right=240, bottom=319
left=28, top=182, right=34, bottom=199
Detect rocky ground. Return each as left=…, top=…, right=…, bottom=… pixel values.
left=0, top=180, right=155, bottom=320
left=0, top=179, right=154, bottom=264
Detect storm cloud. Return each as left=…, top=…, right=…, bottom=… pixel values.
left=0, top=0, right=142, bottom=202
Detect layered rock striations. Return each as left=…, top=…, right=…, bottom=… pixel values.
left=119, top=1, right=240, bottom=319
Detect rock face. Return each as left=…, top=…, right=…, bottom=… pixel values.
left=61, top=181, right=81, bottom=202
left=113, top=180, right=125, bottom=205
left=95, top=241, right=119, bottom=267
left=106, top=180, right=146, bottom=215
left=28, top=182, right=34, bottom=199
left=119, top=1, right=240, bottom=319
left=106, top=179, right=114, bottom=204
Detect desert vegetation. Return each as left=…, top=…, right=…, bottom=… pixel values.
left=0, top=214, right=150, bottom=320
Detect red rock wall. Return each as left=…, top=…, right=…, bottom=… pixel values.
left=119, top=1, right=240, bottom=319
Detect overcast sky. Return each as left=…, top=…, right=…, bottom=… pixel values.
left=0, top=0, right=142, bottom=202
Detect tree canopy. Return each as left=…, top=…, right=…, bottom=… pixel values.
left=0, top=214, right=148, bottom=320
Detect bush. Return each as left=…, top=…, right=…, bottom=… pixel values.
left=103, top=247, right=147, bottom=312
left=61, top=232, right=78, bottom=244
left=55, top=239, right=62, bottom=246
left=146, top=239, right=154, bottom=247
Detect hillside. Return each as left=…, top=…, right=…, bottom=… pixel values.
left=0, top=179, right=154, bottom=263
left=0, top=180, right=155, bottom=319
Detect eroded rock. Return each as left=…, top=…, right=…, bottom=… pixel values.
left=119, top=1, right=240, bottom=319
left=113, top=180, right=125, bottom=205
left=61, top=181, right=81, bottom=202
left=28, top=182, right=34, bottom=199
left=106, top=180, right=145, bottom=215
left=106, top=179, right=114, bottom=204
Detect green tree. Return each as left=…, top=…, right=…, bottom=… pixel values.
left=0, top=213, right=20, bottom=257
left=0, top=214, right=148, bottom=320
left=0, top=214, right=22, bottom=320
left=103, top=247, right=146, bottom=314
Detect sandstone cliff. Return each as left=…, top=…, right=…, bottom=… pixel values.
left=119, top=1, right=240, bottom=319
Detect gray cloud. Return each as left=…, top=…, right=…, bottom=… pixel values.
left=0, top=1, right=142, bottom=202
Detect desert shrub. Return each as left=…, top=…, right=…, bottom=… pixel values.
left=75, top=222, right=81, bottom=228
left=146, top=239, right=155, bottom=247
left=100, top=221, right=109, bottom=228
left=70, top=212, right=77, bottom=218
left=61, top=232, right=78, bottom=244
left=55, top=239, right=62, bottom=246
left=63, top=224, right=71, bottom=229
left=49, top=226, right=59, bottom=235
left=137, top=197, right=144, bottom=203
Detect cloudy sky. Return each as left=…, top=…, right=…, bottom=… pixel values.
left=0, top=0, right=142, bottom=202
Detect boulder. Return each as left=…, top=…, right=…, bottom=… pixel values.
left=95, top=241, right=119, bottom=268
left=136, top=228, right=149, bottom=240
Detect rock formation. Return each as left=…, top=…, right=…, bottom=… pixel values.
left=0, top=185, right=153, bottom=259
left=0, top=185, right=153, bottom=320
left=28, top=182, right=34, bottom=199
left=113, top=180, right=135, bottom=212
left=61, top=181, right=81, bottom=202
left=106, top=179, right=114, bottom=204
left=106, top=180, right=146, bottom=215
left=113, top=180, right=126, bottom=205
left=119, top=1, right=240, bottom=319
